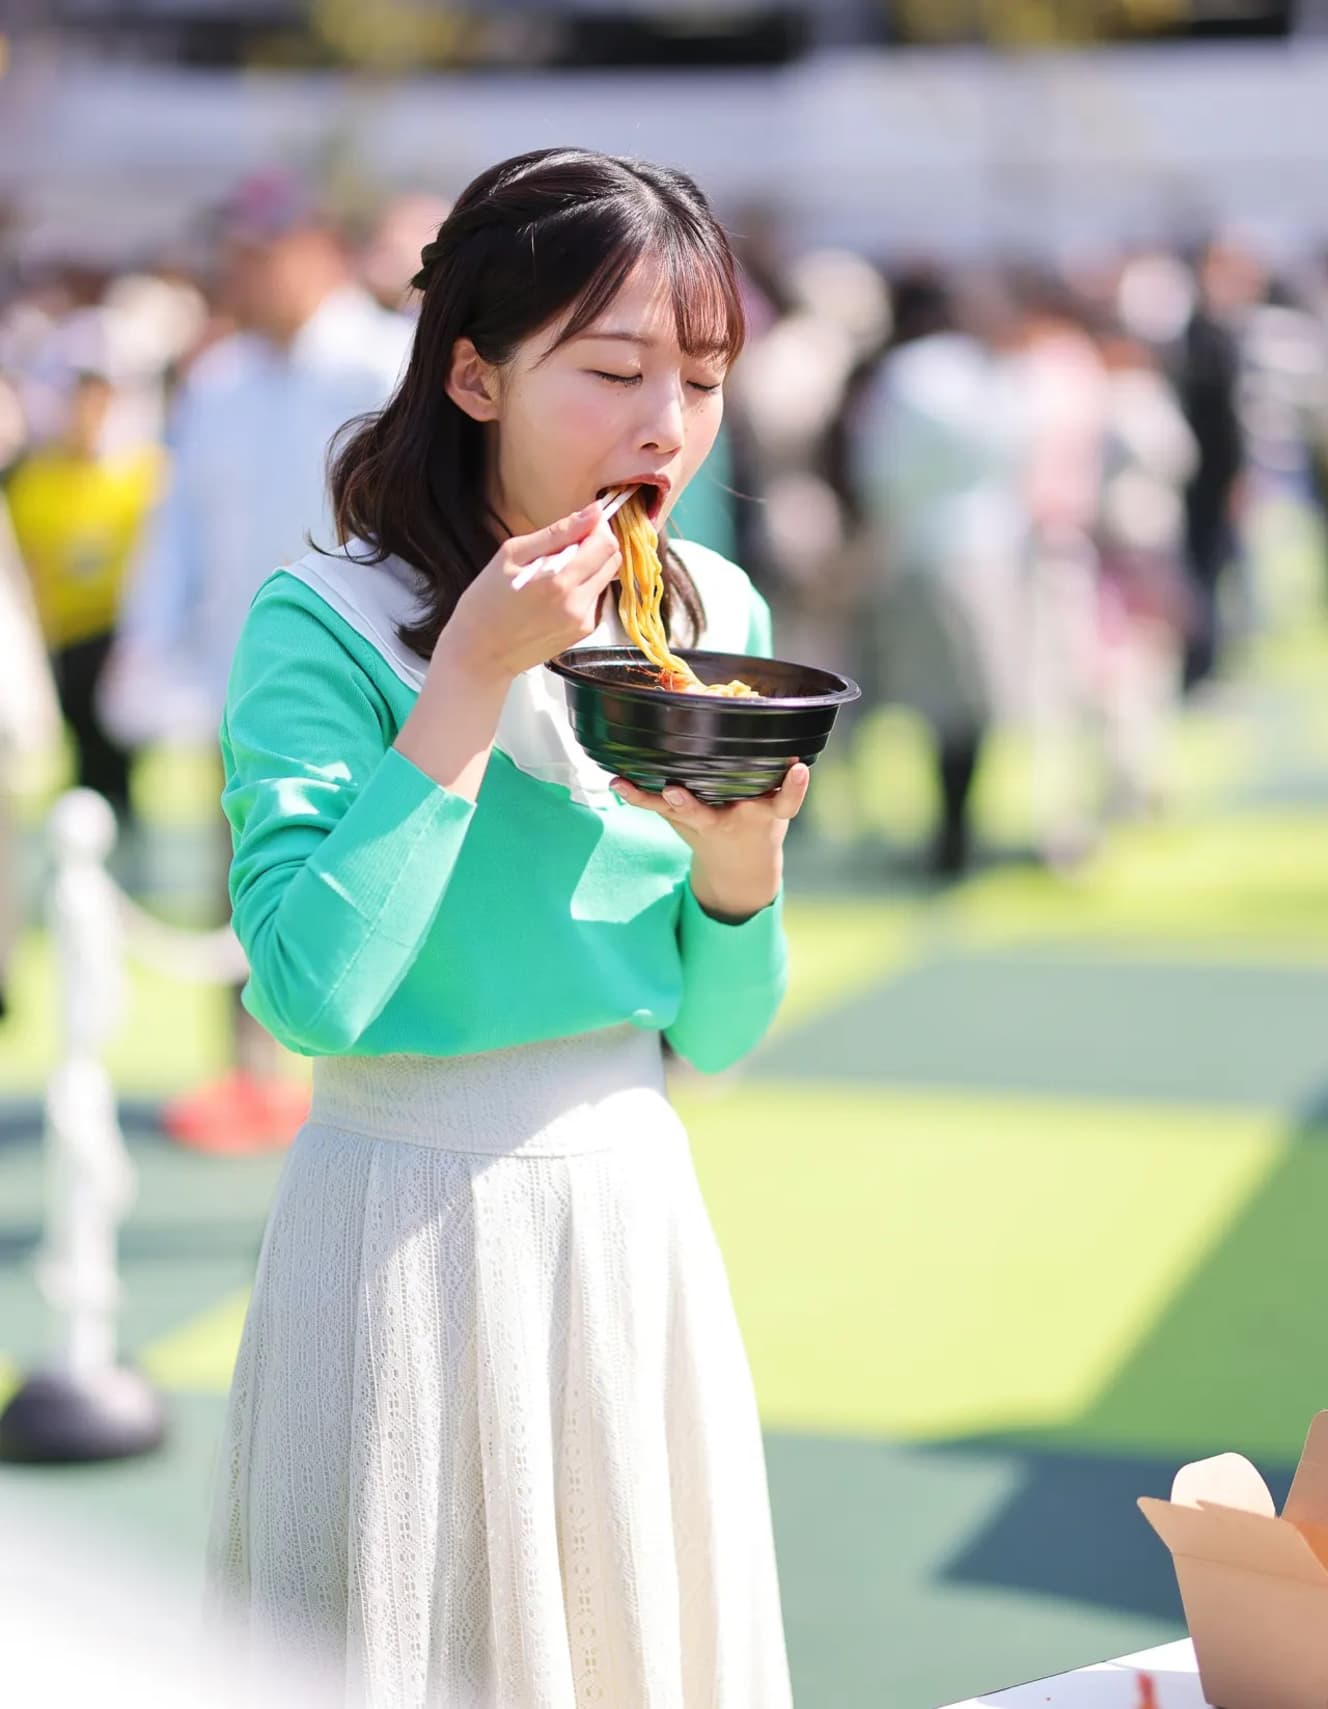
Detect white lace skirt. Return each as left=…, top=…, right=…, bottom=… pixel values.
left=205, top=1025, right=793, bottom=1709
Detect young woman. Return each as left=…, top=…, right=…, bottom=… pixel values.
left=206, top=147, right=806, bottom=1707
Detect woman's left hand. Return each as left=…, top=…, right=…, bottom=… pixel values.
left=610, top=762, right=811, bottom=922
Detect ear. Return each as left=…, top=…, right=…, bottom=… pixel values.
left=445, top=336, right=501, bottom=423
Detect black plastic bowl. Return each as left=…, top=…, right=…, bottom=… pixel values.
left=547, top=647, right=861, bottom=805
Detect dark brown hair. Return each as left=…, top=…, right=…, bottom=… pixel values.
left=329, top=147, right=746, bottom=658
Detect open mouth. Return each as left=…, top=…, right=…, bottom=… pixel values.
left=598, top=481, right=665, bottom=524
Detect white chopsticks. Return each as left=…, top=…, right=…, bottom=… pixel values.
left=510, top=485, right=638, bottom=591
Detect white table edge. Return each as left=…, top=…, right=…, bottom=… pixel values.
left=935, top=1638, right=1199, bottom=1707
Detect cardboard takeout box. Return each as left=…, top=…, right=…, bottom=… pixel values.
left=1139, top=1411, right=1328, bottom=1709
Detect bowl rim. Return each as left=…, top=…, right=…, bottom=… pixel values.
left=546, top=645, right=861, bottom=710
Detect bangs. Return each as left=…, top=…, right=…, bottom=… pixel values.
left=663, top=226, right=746, bottom=364
left=550, top=204, right=745, bottom=367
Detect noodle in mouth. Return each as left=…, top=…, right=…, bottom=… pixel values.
left=611, top=493, right=757, bottom=697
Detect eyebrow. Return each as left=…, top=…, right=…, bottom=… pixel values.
left=572, top=327, right=731, bottom=360
left=573, top=329, right=656, bottom=346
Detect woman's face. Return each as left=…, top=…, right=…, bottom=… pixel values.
left=464, top=259, right=729, bottom=538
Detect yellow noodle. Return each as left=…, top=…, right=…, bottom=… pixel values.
left=612, top=495, right=756, bottom=697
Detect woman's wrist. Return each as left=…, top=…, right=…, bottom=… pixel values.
left=394, top=630, right=512, bottom=802
left=430, top=622, right=516, bottom=697
left=688, top=857, right=781, bottom=925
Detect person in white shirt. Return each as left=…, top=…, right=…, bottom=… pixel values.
left=854, top=269, right=1028, bottom=876
left=102, top=170, right=415, bottom=1151
left=1093, top=328, right=1198, bottom=817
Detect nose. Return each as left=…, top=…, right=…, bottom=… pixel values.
left=638, top=378, right=684, bottom=459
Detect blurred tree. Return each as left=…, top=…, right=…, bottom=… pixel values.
left=887, top=0, right=1290, bottom=44
left=305, top=0, right=477, bottom=71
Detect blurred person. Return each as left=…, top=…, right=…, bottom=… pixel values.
left=100, top=262, right=211, bottom=436
left=4, top=257, right=181, bottom=457
left=1, top=260, right=113, bottom=448
left=709, top=207, right=799, bottom=590
left=791, top=245, right=894, bottom=638
left=205, top=147, right=798, bottom=1706
left=0, top=270, right=64, bottom=385
left=729, top=198, right=797, bottom=340
left=0, top=370, right=26, bottom=472
left=727, top=248, right=882, bottom=682
left=357, top=188, right=453, bottom=313
left=1093, top=329, right=1198, bottom=818
left=0, top=492, right=61, bottom=1022
left=5, top=369, right=163, bottom=821
left=0, top=200, right=21, bottom=303
left=1009, top=267, right=1111, bottom=868
left=1116, top=247, right=1197, bottom=349
left=1237, top=272, right=1328, bottom=521
left=854, top=267, right=1027, bottom=876
left=1175, top=238, right=1255, bottom=689
left=1295, top=249, right=1328, bottom=575
left=2, top=253, right=201, bottom=496
left=99, top=169, right=413, bottom=1153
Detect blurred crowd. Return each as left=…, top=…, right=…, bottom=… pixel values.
left=0, top=172, right=443, bottom=1146
left=725, top=227, right=1328, bottom=877
left=3, top=168, right=1328, bottom=1135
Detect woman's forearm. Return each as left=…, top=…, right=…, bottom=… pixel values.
left=393, top=633, right=512, bottom=804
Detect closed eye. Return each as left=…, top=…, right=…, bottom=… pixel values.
left=590, top=370, right=721, bottom=394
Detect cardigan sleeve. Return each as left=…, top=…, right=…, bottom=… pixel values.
left=664, top=578, right=788, bottom=1074
left=221, top=578, right=474, bottom=1056
left=665, top=888, right=788, bottom=1073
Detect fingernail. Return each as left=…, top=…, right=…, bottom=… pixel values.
left=577, top=502, right=600, bottom=521
left=663, top=787, right=686, bottom=807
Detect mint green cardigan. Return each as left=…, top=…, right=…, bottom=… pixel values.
left=220, top=564, right=787, bottom=1073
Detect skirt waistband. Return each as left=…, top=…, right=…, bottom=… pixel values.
left=308, top=1025, right=670, bottom=1157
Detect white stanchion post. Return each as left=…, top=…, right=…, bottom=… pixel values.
left=41, top=790, right=136, bottom=1377
left=0, top=789, right=165, bottom=1462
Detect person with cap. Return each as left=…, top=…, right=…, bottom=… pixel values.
left=100, top=169, right=413, bottom=1152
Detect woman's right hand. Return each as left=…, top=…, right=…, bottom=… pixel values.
left=434, top=503, right=622, bottom=686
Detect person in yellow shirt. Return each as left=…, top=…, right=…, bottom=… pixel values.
left=6, top=371, right=164, bottom=818
left=0, top=489, right=61, bottom=1025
